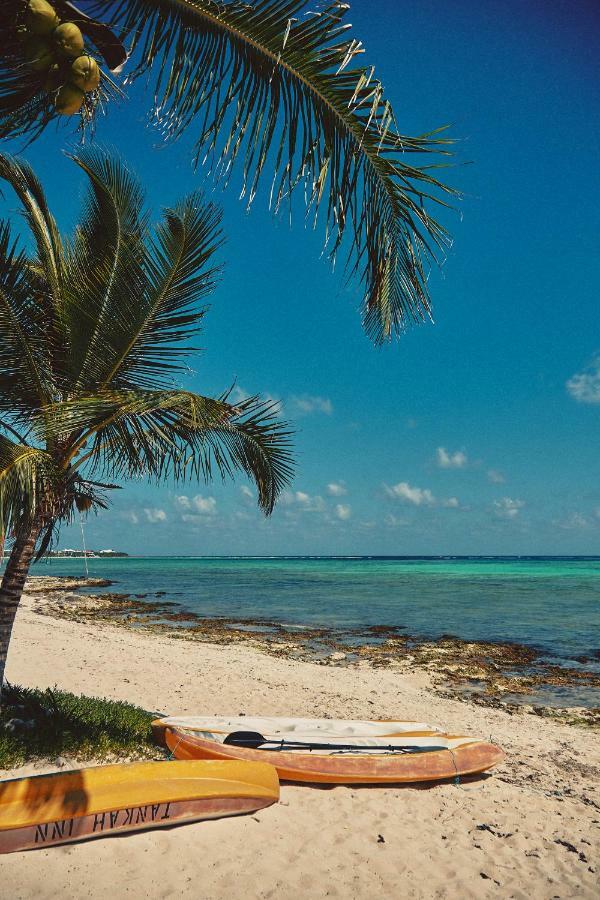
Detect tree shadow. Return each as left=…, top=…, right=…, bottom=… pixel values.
left=0, top=765, right=88, bottom=817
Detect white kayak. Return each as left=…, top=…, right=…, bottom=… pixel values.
left=153, top=716, right=504, bottom=785
left=152, top=715, right=482, bottom=753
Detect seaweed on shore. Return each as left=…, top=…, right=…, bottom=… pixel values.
left=25, top=576, right=600, bottom=729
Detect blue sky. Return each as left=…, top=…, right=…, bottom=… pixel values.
left=5, top=0, right=600, bottom=555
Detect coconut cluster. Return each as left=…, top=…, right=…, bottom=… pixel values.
left=22, top=0, right=101, bottom=116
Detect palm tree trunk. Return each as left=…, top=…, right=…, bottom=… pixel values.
left=0, top=520, right=41, bottom=698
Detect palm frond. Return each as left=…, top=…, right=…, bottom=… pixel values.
left=64, top=149, right=223, bottom=391
left=0, top=435, right=58, bottom=535
left=0, top=219, right=55, bottom=413
left=0, top=148, right=294, bottom=543
left=63, top=148, right=149, bottom=389
left=40, top=388, right=294, bottom=513
left=114, top=191, right=223, bottom=389
left=86, top=0, right=457, bottom=341
left=0, top=152, right=64, bottom=302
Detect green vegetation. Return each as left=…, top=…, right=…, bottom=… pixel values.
left=0, top=148, right=293, bottom=699
left=0, top=0, right=455, bottom=343
left=0, top=684, right=159, bottom=768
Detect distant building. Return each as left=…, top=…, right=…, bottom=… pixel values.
left=47, top=549, right=129, bottom=558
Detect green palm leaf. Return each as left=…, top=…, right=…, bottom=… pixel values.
left=0, top=145, right=294, bottom=690
left=2, top=0, right=456, bottom=342
left=0, top=154, right=64, bottom=304
left=0, top=147, right=293, bottom=521
left=0, top=219, right=54, bottom=414
left=62, top=148, right=150, bottom=389
left=40, top=389, right=293, bottom=513
left=62, top=148, right=224, bottom=390
left=0, top=435, right=59, bottom=533
left=69, top=148, right=224, bottom=390
left=88, top=0, right=456, bottom=342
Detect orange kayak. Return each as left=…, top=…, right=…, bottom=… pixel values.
left=161, top=724, right=504, bottom=785
left=0, top=759, right=279, bottom=853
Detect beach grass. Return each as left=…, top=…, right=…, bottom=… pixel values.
left=0, top=684, right=159, bottom=768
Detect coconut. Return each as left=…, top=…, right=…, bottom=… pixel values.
left=70, top=55, right=100, bottom=92
left=53, top=22, right=85, bottom=59
left=24, top=35, right=55, bottom=71
left=26, top=0, right=60, bottom=36
left=55, top=83, right=85, bottom=115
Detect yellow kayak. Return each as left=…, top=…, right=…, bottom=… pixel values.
left=0, top=759, right=279, bottom=853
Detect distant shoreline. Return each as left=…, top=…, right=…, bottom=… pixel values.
left=36, top=554, right=600, bottom=561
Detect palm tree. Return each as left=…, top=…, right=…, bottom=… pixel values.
left=0, top=148, right=293, bottom=693
left=1, top=0, right=456, bottom=343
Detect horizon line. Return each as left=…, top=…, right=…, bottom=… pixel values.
left=39, top=554, right=600, bottom=561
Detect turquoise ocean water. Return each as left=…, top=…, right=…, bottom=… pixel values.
left=28, top=556, right=600, bottom=675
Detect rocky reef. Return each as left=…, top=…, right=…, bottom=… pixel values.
left=26, top=576, right=600, bottom=728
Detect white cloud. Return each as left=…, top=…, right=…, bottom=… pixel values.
left=192, top=495, right=217, bottom=515
left=180, top=513, right=218, bottom=528
left=335, top=504, right=351, bottom=520
left=384, top=513, right=407, bottom=527
left=296, top=491, right=325, bottom=511
left=327, top=482, right=347, bottom=497
left=493, top=497, right=525, bottom=519
left=385, top=482, right=435, bottom=506
left=144, top=508, right=167, bottom=523
left=175, top=495, right=217, bottom=515
left=121, top=510, right=139, bottom=525
left=280, top=490, right=325, bottom=512
left=288, top=395, right=333, bottom=416
left=443, top=497, right=460, bottom=508
left=557, top=512, right=590, bottom=530
left=487, top=469, right=505, bottom=484
left=566, top=357, right=600, bottom=404
left=436, top=447, right=468, bottom=469
left=240, top=485, right=253, bottom=499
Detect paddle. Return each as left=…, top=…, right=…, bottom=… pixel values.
left=222, top=731, right=448, bottom=754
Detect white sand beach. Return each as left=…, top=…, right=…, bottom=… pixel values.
left=2, top=588, right=598, bottom=899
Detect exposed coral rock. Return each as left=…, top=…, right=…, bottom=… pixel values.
left=26, top=577, right=600, bottom=728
